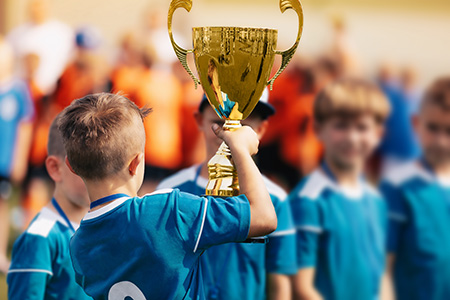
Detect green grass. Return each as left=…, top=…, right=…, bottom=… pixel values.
left=0, top=274, right=6, bottom=300
left=0, top=187, right=26, bottom=300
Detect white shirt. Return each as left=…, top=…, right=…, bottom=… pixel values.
left=7, top=20, right=74, bottom=95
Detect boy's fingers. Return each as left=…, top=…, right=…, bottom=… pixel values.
left=211, top=124, right=223, bottom=138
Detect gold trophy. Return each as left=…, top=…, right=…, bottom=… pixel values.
left=168, top=0, right=303, bottom=197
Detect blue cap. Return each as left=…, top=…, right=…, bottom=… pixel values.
left=75, top=26, right=102, bottom=50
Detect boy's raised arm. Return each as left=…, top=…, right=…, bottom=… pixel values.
left=212, top=124, right=277, bottom=237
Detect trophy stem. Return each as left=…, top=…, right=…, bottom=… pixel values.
left=205, top=120, right=242, bottom=197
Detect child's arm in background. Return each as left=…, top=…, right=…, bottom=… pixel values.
left=292, top=268, right=322, bottom=300
left=267, top=274, right=292, bottom=300
left=380, top=254, right=396, bottom=300
left=10, top=121, right=33, bottom=183
left=213, top=124, right=277, bottom=237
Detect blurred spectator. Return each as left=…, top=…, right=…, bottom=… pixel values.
left=111, top=31, right=145, bottom=99
left=7, top=0, right=74, bottom=96
left=54, top=25, right=110, bottom=111
left=172, top=62, right=205, bottom=168
left=141, top=7, right=182, bottom=72
left=0, top=37, right=34, bottom=273
left=377, top=62, right=421, bottom=175
left=327, top=15, right=362, bottom=77
left=134, top=43, right=183, bottom=194
left=400, top=65, right=422, bottom=116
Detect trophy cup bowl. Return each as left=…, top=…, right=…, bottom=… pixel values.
left=168, top=0, right=303, bottom=197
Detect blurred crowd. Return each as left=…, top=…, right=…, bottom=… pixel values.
left=0, top=0, right=423, bottom=274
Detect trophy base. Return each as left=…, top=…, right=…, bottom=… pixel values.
left=205, top=120, right=269, bottom=245
left=205, top=120, right=241, bottom=197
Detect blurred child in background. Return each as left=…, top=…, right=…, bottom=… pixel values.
left=380, top=77, right=450, bottom=300
left=0, top=37, right=34, bottom=274
left=7, top=0, right=73, bottom=97
left=7, top=115, right=91, bottom=299
left=289, top=79, right=390, bottom=300
left=158, top=89, right=297, bottom=300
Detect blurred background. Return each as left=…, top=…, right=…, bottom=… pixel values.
left=0, top=0, right=449, bottom=298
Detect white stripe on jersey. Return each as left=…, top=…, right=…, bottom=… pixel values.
left=83, top=197, right=130, bottom=221
left=296, top=225, right=323, bottom=234
left=193, top=198, right=209, bottom=253
left=8, top=268, right=53, bottom=276
left=269, top=228, right=296, bottom=237
left=388, top=212, right=407, bottom=222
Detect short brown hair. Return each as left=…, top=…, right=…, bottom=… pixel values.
left=58, top=93, right=151, bottom=180
left=48, top=114, right=66, bottom=158
left=421, top=76, right=450, bottom=111
left=314, top=78, right=390, bottom=124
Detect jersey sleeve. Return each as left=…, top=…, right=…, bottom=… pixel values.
left=7, top=232, right=53, bottom=299
left=379, top=180, right=408, bottom=253
left=173, top=190, right=251, bottom=253
left=265, top=195, right=297, bottom=275
left=289, top=193, right=323, bottom=269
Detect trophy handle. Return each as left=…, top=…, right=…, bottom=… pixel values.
left=267, top=0, right=304, bottom=90
left=168, top=0, right=201, bottom=88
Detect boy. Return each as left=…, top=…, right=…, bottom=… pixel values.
left=157, top=89, right=297, bottom=300
left=0, top=37, right=34, bottom=274
left=58, top=93, right=277, bottom=299
left=289, top=79, right=390, bottom=300
left=380, top=77, right=450, bottom=300
left=7, top=115, right=91, bottom=299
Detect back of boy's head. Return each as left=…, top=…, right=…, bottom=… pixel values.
left=58, top=93, right=151, bottom=181
left=314, top=78, right=390, bottom=124
left=421, top=77, right=450, bottom=112
left=48, top=114, right=66, bottom=159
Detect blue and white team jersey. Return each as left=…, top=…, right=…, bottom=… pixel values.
left=157, top=165, right=297, bottom=300
left=380, top=161, right=450, bottom=300
left=8, top=206, right=91, bottom=300
left=289, top=168, right=387, bottom=300
left=0, top=79, right=34, bottom=178
left=70, top=189, right=250, bottom=300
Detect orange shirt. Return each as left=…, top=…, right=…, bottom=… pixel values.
left=134, top=69, right=183, bottom=169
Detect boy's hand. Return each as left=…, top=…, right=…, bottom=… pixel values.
left=212, top=124, right=259, bottom=156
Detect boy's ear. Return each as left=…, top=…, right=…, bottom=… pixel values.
left=128, top=153, right=144, bottom=176
left=193, top=111, right=203, bottom=131
left=254, top=120, right=269, bottom=140
left=65, top=156, right=77, bottom=175
left=313, top=121, right=324, bottom=141
left=46, top=155, right=62, bottom=182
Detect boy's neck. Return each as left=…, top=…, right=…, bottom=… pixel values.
left=49, top=187, right=89, bottom=224
left=423, top=159, right=450, bottom=178
left=85, top=179, right=138, bottom=211
left=323, top=156, right=362, bottom=188
left=200, top=161, right=209, bottom=180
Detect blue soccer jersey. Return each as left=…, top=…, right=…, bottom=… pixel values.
left=8, top=206, right=91, bottom=300
left=70, top=189, right=250, bottom=299
left=0, top=80, right=34, bottom=178
left=157, top=165, right=297, bottom=300
left=380, top=161, right=450, bottom=300
left=289, top=168, right=387, bottom=300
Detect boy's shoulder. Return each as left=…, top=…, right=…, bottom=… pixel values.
left=157, top=165, right=199, bottom=190
left=381, top=160, right=432, bottom=188
left=261, top=175, right=288, bottom=204
left=289, top=168, right=333, bottom=202
left=289, top=168, right=382, bottom=203
left=24, top=207, right=71, bottom=240
left=9, top=207, right=72, bottom=273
